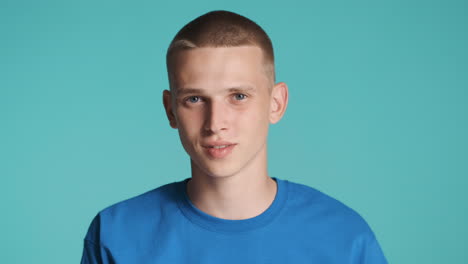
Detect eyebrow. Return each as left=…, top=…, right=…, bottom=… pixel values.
left=175, top=85, right=256, bottom=97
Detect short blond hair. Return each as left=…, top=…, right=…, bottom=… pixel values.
left=166, top=10, right=275, bottom=89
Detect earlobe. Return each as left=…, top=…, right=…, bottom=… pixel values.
left=269, top=82, right=289, bottom=124
left=162, top=90, right=178, bottom=129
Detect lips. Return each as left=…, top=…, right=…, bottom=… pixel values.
left=202, top=141, right=237, bottom=159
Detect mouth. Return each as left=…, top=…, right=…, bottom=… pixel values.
left=202, top=142, right=237, bottom=159
left=207, top=145, right=233, bottom=149
left=202, top=141, right=236, bottom=148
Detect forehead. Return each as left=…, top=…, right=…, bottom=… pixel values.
left=171, top=46, right=269, bottom=92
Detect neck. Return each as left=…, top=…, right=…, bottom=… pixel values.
left=186, top=148, right=277, bottom=220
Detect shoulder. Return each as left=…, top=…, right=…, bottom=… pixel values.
left=281, top=180, right=387, bottom=262
left=282, top=179, right=374, bottom=236
left=100, top=180, right=179, bottom=217
left=84, top=180, right=183, bottom=246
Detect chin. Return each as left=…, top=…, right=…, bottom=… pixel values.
left=189, top=146, right=252, bottom=179
left=194, top=161, right=241, bottom=179
left=203, top=167, right=239, bottom=179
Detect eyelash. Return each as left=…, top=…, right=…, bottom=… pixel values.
left=186, top=96, right=202, bottom=104
left=184, top=93, right=248, bottom=104
left=233, top=93, right=247, bottom=101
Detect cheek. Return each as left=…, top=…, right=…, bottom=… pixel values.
left=237, top=104, right=270, bottom=131
left=176, top=118, right=199, bottom=157
left=176, top=108, right=201, bottom=130
left=175, top=109, right=202, bottom=148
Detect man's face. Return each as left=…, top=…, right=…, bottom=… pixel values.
left=163, top=46, right=287, bottom=179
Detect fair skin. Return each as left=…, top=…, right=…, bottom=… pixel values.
left=163, top=46, right=288, bottom=220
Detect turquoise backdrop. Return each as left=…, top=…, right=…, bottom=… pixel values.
left=2, top=0, right=467, bottom=263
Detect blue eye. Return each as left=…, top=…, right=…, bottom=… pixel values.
left=187, top=96, right=200, bottom=103
left=234, top=94, right=247, bottom=100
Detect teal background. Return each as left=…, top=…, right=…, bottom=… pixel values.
left=2, top=0, right=467, bottom=263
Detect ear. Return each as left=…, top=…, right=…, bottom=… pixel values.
left=269, top=82, right=289, bottom=124
left=163, top=89, right=178, bottom=129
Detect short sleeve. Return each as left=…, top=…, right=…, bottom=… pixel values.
left=350, top=230, right=388, bottom=264
left=362, top=233, right=388, bottom=264
left=80, top=214, right=115, bottom=264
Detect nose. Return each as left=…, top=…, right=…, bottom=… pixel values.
left=203, top=99, right=228, bottom=134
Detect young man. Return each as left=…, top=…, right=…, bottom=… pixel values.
left=81, top=10, right=388, bottom=263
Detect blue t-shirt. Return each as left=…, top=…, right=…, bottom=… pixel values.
left=81, top=178, right=387, bottom=263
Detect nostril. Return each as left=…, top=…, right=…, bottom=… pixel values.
left=203, top=102, right=228, bottom=133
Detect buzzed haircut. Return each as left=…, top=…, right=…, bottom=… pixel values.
left=166, top=10, right=275, bottom=89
